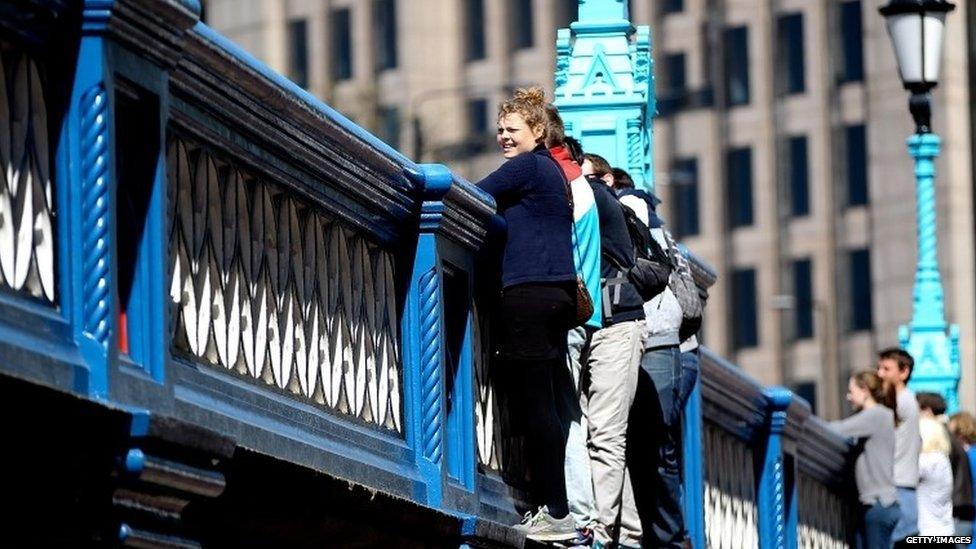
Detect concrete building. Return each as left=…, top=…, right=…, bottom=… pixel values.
left=202, top=0, right=976, bottom=419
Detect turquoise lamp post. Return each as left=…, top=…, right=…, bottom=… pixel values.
left=879, top=0, right=962, bottom=412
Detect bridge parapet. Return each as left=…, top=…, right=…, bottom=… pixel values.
left=0, top=1, right=856, bottom=546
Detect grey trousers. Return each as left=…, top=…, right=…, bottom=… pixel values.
left=585, top=320, right=643, bottom=546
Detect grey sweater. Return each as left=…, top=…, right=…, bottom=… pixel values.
left=831, top=405, right=898, bottom=506
left=895, top=388, right=922, bottom=488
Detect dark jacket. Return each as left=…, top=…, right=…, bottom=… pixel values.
left=949, top=432, right=975, bottom=520
left=587, top=177, right=645, bottom=325
left=477, top=146, right=575, bottom=289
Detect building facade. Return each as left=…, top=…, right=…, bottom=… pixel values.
left=203, top=0, right=976, bottom=419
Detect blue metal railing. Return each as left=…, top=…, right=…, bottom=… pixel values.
left=0, top=1, right=856, bottom=545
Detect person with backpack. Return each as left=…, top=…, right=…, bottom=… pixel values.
left=544, top=107, right=601, bottom=544
left=578, top=153, right=670, bottom=548
left=613, top=167, right=703, bottom=548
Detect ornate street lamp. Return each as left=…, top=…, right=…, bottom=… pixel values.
left=878, top=0, right=961, bottom=411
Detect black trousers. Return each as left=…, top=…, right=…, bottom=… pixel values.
left=495, top=282, right=575, bottom=518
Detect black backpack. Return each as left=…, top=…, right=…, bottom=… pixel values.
left=611, top=202, right=671, bottom=301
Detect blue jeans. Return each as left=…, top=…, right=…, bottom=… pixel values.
left=562, top=327, right=596, bottom=528
left=892, top=487, right=918, bottom=542
left=630, top=345, right=684, bottom=548
left=858, top=501, right=900, bottom=549
left=678, top=349, right=700, bottom=412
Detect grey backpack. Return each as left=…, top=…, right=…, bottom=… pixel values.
left=663, top=230, right=703, bottom=341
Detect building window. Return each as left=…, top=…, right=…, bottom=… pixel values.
left=792, top=258, right=814, bottom=340
left=556, top=0, right=577, bottom=28
left=331, top=8, right=353, bottom=81
left=776, top=13, right=805, bottom=95
left=788, top=135, right=809, bottom=217
left=658, top=52, right=687, bottom=115
left=846, top=124, right=868, bottom=206
left=849, top=249, right=873, bottom=331
left=724, top=26, right=750, bottom=107
left=374, top=0, right=398, bottom=71
left=468, top=99, right=489, bottom=136
left=665, top=53, right=687, bottom=94
left=467, top=99, right=490, bottom=153
left=465, top=0, right=486, bottom=61
left=732, top=268, right=758, bottom=350
left=510, top=0, right=534, bottom=51
left=671, top=158, right=700, bottom=238
left=726, top=147, right=753, bottom=228
left=660, top=0, right=683, bottom=15
left=378, top=106, right=401, bottom=150
left=792, top=381, right=817, bottom=415
left=287, top=19, right=309, bottom=88
left=839, top=1, right=864, bottom=83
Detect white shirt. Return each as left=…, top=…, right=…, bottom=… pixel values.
left=917, top=452, right=954, bottom=535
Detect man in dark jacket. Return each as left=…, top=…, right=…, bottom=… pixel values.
left=578, top=152, right=646, bottom=548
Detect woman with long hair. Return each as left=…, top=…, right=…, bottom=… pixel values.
left=916, top=392, right=955, bottom=536
left=476, top=87, right=577, bottom=542
left=831, top=370, right=901, bottom=548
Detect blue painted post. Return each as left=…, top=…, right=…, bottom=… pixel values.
left=402, top=164, right=454, bottom=509
left=759, top=387, right=792, bottom=549
left=900, top=132, right=962, bottom=412
left=681, top=369, right=705, bottom=549
left=70, top=0, right=117, bottom=398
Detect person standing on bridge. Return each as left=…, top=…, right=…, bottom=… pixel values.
left=476, top=86, right=578, bottom=543
left=831, top=370, right=900, bottom=549
left=544, top=105, right=602, bottom=545
left=877, top=348, right=922, bottom=546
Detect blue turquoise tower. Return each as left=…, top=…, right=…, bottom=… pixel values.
left=554, top=0, right=655, bottom=192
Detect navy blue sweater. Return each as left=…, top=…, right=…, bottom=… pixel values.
left=477, top=146, right=575, bottom=289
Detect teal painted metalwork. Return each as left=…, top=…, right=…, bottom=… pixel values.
left=900, top=132, right=962, bottom=412
left=554, top=0, right=655, bottom=191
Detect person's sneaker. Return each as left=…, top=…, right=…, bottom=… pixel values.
left=512, top=506, right=577, bottom=542
left=551, top=525, right=594, bottom=547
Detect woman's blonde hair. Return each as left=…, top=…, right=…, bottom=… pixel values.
left=498, top=86, right=549, bottom=143
left=950, top=412, right=976, bottom=445
left=920, top=416, right=951, bottom=455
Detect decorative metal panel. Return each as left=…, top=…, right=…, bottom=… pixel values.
left=472, top=304, right=526, bottom=482
left=168, top=138, right=402, bottom=433
left=0, top=43, right=56, bottom=303
left=704, top=422, right=759, bottom=549
left=473, top=304, right=500, bottom=470
left=797, top=473, right=849, bottom=548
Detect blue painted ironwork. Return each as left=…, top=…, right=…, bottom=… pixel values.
left=80, top=84, right=111, bottom=355
left=681, top=368, right=705, bottom=549
left=900, top=132, right=962, bottom=412
left=0, top=1, right=866, bottom=544
left=759, top=387, right=792, bottom=549
left=419, top=267, right=443, bottom=465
